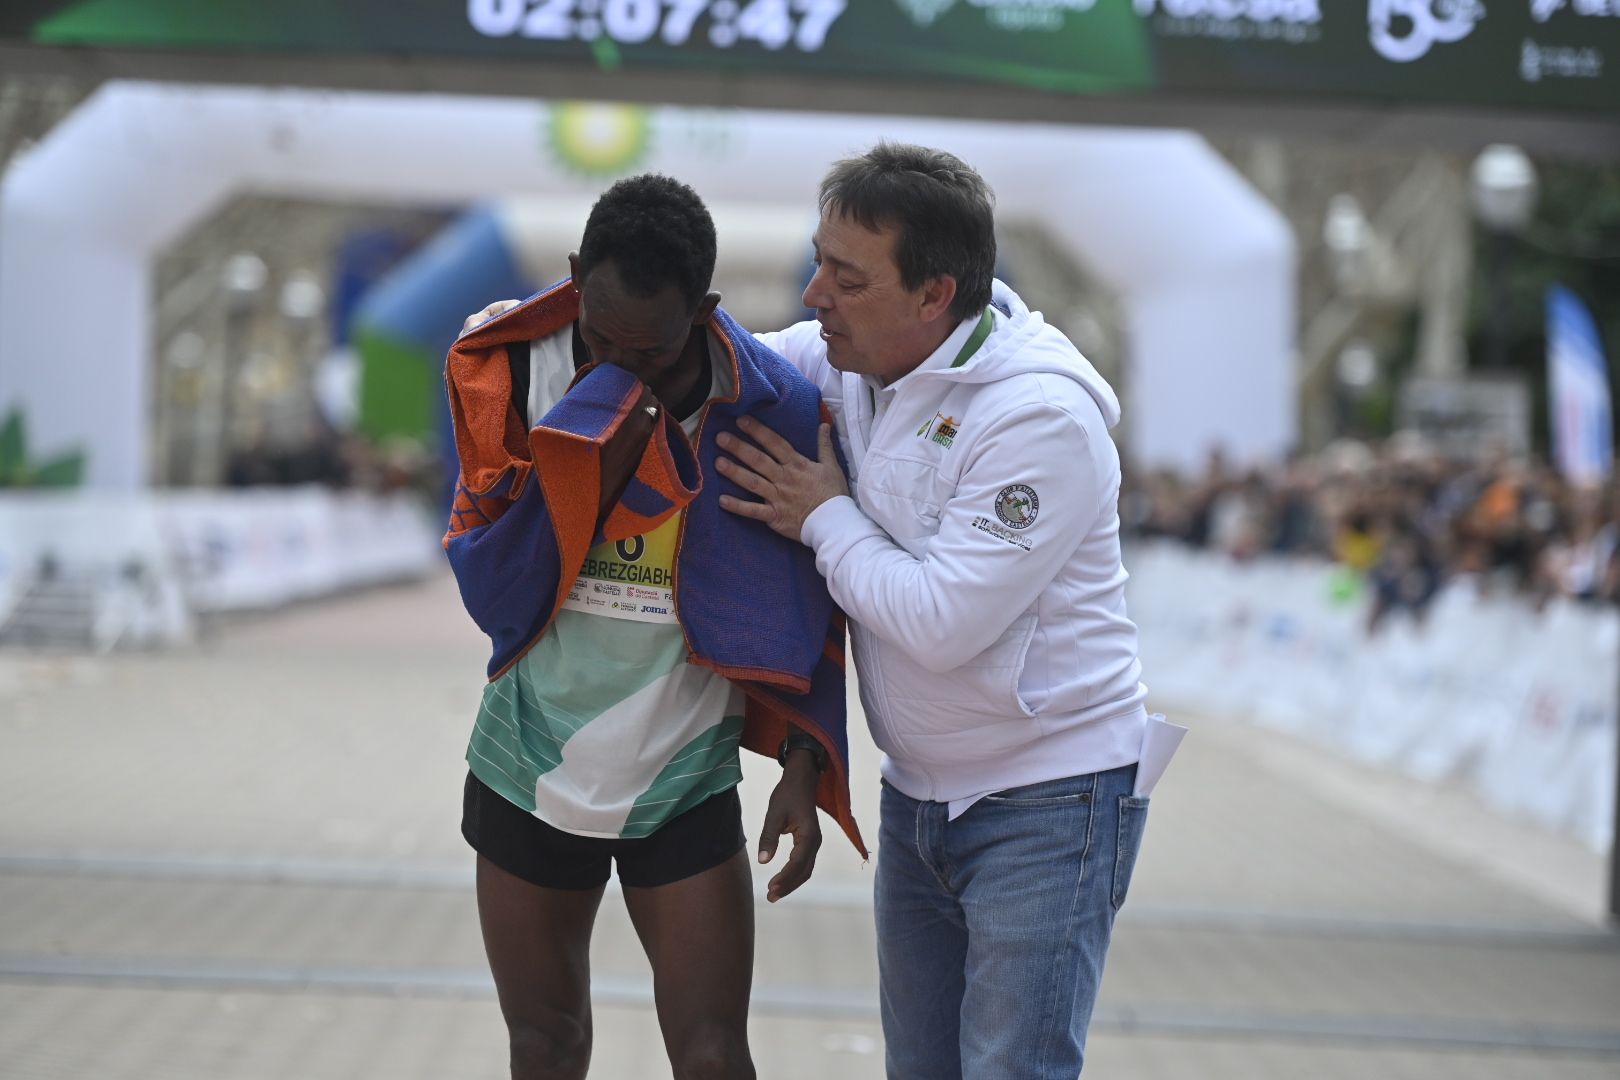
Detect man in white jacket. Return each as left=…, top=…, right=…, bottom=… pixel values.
left=713, top=143, right=1154, bottom=1079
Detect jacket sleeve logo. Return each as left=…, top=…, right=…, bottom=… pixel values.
left=995, top=484, right=1039, bottom=529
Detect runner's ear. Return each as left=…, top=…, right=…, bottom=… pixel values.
left=693, top=291, right=721, bottom=325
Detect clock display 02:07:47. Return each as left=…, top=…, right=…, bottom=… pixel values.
left=468, top=0, right=849, bottom=52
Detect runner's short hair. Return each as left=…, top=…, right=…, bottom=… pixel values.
left=578, top=173, right=717, bottom=310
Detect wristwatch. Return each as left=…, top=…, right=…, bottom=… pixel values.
left=777, top=732, right=829, bottom=774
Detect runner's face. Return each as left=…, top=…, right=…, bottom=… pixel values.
left=574, top=260, right=698, bottom=388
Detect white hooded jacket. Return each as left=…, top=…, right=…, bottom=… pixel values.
left=758, top=281, right=1148, bottom=807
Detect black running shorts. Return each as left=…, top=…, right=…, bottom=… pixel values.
left=461, top=771, right=747, bottom=890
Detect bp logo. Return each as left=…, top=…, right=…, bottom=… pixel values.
left=545, top=102, right=653, bottom=179
left=894, top=0, right=957, bottom=27
left=995, top=484, right=1039, bottom=530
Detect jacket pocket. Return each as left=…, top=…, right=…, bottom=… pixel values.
left=854, top=483, right=939, bottom=545
left=854, top=452, right=945, bottom=545
left=883, top=611, right=1038, bottom=737
left=982, top=772, right=1097, bottom=808
left=849, top=625, right=902, bottom=759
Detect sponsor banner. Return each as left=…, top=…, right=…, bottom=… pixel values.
left=1146, top=0, right=1618, bottom=113
left=1397, top=376, right=1534, bottom=460
left=162, top=489, right=441, bottom=611
left=0, top=2, right=1614, bottom=116
left=1127, top=541, right=1618, bottom=853
left=0, top=489, right=443, bottom=642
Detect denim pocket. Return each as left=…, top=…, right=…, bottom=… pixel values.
left=1111, top=795, right=1151, bottom=911
left=981, top=774, right=1095, bottom=808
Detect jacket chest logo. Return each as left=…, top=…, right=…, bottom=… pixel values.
left=915, top=412, right=961, bottom=449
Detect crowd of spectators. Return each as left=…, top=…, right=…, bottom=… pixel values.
left=1122, top=437, right=1620, bottom=630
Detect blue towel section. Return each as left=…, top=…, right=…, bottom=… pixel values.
left=677, top=307, right=839, bottom=691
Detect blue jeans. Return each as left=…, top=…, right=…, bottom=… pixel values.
left=875, top=764, right=1149, bottom=1079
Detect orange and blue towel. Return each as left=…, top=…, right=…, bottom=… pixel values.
left=445, top=280, right=865, bottom=857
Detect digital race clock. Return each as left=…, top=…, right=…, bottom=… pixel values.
left=468, top=0, right=848, bottom=52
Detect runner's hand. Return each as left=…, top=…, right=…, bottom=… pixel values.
left=597, top=380, right=659, bottom=524
left=759, top=753, right=822, bottom=902
left=461, top=299, right=522, bottom=337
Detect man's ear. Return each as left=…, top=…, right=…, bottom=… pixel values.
left=919, top=275, right=959, bottom=323
left=692, top=290, right=721, bottom=325
left=568, top=252, right=582, bottom=289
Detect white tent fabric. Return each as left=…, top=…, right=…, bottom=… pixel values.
left=0, top=81, right=1294, bottom=488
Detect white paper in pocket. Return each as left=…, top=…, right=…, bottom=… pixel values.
left=1133, top=713, right=1188, bottom=797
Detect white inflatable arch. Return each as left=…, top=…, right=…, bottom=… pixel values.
left=0, top=81, right=1294, bottom=488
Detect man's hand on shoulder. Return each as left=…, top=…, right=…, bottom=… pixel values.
left=716, top=418, right=848, bottom=543
left=461, top=299, right=522, bottom=338
left=758, top=747, right=823, bottom=903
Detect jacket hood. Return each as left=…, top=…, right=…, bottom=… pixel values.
left=926, top=279, right=1122, bottom=430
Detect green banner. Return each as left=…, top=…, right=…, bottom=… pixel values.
left=3, top=1, right=1616, bottom=116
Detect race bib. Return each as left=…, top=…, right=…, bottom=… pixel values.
left=561, top=514, right=680, bottom=624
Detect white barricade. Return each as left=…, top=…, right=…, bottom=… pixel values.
left=0, top=489, right=444, bottom=641
left=0, top=492, right=193, bottom=648
left=1129, top=541, right=1619, bottom=853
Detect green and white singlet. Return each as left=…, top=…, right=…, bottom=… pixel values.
left=465, top=326, right=743, bottom=839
